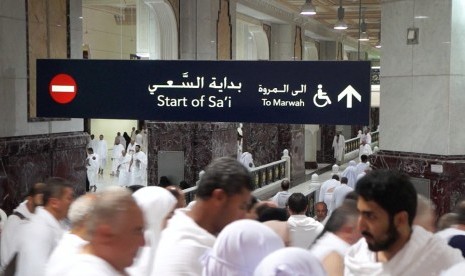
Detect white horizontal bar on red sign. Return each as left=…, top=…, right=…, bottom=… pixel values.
left=51, top=85, right=75, bottom=93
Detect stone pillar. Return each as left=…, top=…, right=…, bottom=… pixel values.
left=372, top=0, right=465, bottom=215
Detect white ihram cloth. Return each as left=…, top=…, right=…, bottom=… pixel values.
left=330, top=184, right=354, bottom=212
left=355, top=161, right=369, bottom=176
left=342, top=161, right=359, bottom=188
left=436, top=227, right=465, bottom=242
left=151, top=209, right=216, bottom=276
left=117, top=154, right=132, bottom=186
left=95, top=140, right=108, bottom=169
left=271, top=191, right=291, bottom=208
left=319, top=179, right=340, bottom=208
left=310, top=232, right=350, bottom=261
left=441, top=261, right=465, bottom=276
left=344, top=226, right=464, bottom=276
left=332, top=134, right=345, bottom=162
left=45, top=233, right=88, bottom=276
left=128, top=187, right=177, bottom=276
left=130, top=151, right=147, bottom=186
left=127, top=142, right=138, bottom=155
left=64, top=254, right=124, bottom=276
left=359, top=144, right=372, bottom=161
left=202, top=220, right=284, bottom=276
left=0, top=201, right=33, bottom=267
left=254, top=247, right=326, bottom=276
left=287, top=215, right=324, bottom=249
left=86, top=153, right=99, bottom=187
left=16, top=207, right=66, bottom=276
left=111, top=144, right=125, bottom=173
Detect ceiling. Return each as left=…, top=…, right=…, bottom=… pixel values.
left=280, top=0, right=381, bottom=48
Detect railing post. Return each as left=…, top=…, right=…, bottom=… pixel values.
left=281, top=149, right=291, bottom=180
left=332, top=164, right=340, bottom=176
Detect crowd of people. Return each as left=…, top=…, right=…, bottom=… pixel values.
left=2, top=155, right=465, bottom=275
left=86, top=127, right=148, bottom=191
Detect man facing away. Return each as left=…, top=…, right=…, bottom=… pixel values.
left=310, top=200, right=361, bottom=276
left=110, top=140, right=125, bottom=176
left=86, top=148, right=99, bottom=192
left=16, top=177, right=74, bottom=276
left=46, top=194, right=96, bottom=276
left=271, top=179, right=291, bottom=208
left=287, top=193, right=324, bottom=249
left=152, top=157, right=254, bottom=276
left=319, top=175, right=340, bottom=212
left=329, top=176, right=353, bottom=213
left=1, top=182, right=45, bottom=268
left=64, top=187, right=145, bottom=276
left=345, top=170, right=463, bottom=275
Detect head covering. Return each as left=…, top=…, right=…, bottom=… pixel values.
left=253, top=247, right=326, bottom=276
left=203, top=219, right=284, bottom=276
left=129, top=187, right=177, bottom=275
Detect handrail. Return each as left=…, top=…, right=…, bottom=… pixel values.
left=183, top=150, right=291, bottom=204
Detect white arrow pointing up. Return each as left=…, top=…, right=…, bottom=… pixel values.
left=337, top=85, right=362, bottom=108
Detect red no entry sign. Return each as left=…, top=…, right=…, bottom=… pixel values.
left=48, top=73, right=77, bottom=104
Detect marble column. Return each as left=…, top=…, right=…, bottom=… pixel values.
left=372, top=0, right=465, bottom=215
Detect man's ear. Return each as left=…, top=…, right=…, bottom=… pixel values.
left=211, top=188, right=227, bottom=204
left=394, top=211, right=409, bottom=228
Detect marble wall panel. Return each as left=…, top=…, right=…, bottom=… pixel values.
left=370, top=150, right=465, bottom=216
left=0, top=132, right=88, bottom=214
left=147, top=122, right=236, bottom=186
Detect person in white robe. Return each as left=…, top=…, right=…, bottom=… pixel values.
left=364, top=128, right=372, bottom=144
left=356, top=154, right=370, bottom=175
left=86, top=148, right=99, bottom=191
left=203, top=219, right=284, bottom=276
left=1, top=183, right=45, bottom=268
left=64, top=187, right=145, bottom=276
left=16, top=179, right=73, bottom=276
left=310, top=200, right=360, bottom=275
left=127, top=187, right=177, bottom=276
left=271, top=179, right=291, bottom=208
left=345, top=170, right=463, bottom=276
left=130, top=127, right=136, bottom=140
left=342, top=161, right=359, bottom=189
left=332, top=131, right=345, bottom=165
left=359, top=140, right=372, bottom=161
left=318, top=175, right=340, bottom=210
left=254, top=247, right=326, bottom=276
left=329, top=177, right=354, bottom=212
left=135, top=130, right=143, bottom=147
left=110, top=140, right=125, bottom=176
left=141, top=127, right=148, bottom=153
left=45, top=194, right=96, bottom=276
left=126, top=139, right=137, bottom=156
left=95, top=135, right=108, bottom=175
left=117, top=150, right=132, bottom=187
left=87, top=134, right=98, bottom=152
left=240, top=152, right=255, bottom=170
left=151, top=157, right=253, bottom=276
left=129, top=145, right=147, bottom=186
left=287, top=193, right=324, bottom=248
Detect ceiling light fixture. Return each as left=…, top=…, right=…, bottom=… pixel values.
left=334, top=0, right=348, bottom=30
left=359, top=8, right=369, bottom=41
left=300, top=0, right=316, bottom=16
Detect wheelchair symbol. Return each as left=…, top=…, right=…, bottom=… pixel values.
left=313, top=84, right=332, bottom=107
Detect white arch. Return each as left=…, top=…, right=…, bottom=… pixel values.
left=137, top=0, right=178, bottom=60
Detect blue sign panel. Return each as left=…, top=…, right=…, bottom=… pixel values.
left=37, top=60, right=371, bottom=125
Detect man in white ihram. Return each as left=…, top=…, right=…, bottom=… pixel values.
left=117, top=150, right=132, bottom=187
left=345, top=170, right=463, bottom=275
left=95, top=134, right=108, bottom=175
left=332, top=131, right=345, bottom=165
left=86, top=148, right=99, bottom=192
left=110, top=140, right=124, bottom=176
left=130, top=145, right=147, bottom=186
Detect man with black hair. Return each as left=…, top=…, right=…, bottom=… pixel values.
left=16, top=177, right=73, bottom=276
left=356, top=154, right=369, bottom=175
left=1, top=182, right=46, bottom=267
left=287, top=193, right=323, bottom=248
left=152, top=157, right=254, bottom=275
left=345, top=170, right=463, bottom=275
left=330, top=176, right=353, bottom=213
left=271, top=179, right=291, bottom=208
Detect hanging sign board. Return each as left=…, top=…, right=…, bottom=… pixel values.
left=37, top=59, right=371, bottom=125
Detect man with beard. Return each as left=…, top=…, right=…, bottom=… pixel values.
left=345, top=170, right=463, bottom=275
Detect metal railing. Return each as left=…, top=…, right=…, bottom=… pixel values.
left=344, top=130, right=379, bottom=160
left=183, top=149, right=291, bottom=204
